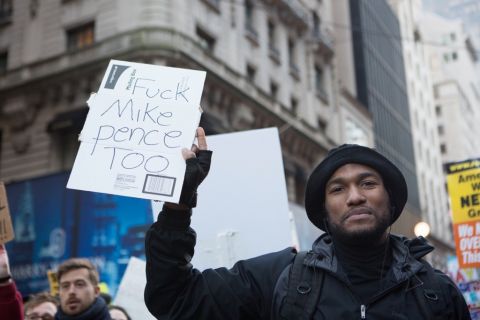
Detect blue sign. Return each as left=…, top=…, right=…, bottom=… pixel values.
left=5, top=171, right=153, bottom=296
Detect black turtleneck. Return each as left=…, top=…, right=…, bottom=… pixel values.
left=332, top=235, right=392, bottom=303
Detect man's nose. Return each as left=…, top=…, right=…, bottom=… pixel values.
left=346, top=187, right=366, bottom=205
left=67, top=285, right=77, bottom=295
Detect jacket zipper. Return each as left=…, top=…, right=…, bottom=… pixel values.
left=360, top=304, right=366, bottom=319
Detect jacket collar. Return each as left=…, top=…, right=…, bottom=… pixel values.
left=306, top=233, right=434, bottom=283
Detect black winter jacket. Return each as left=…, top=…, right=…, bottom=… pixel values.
left=144, top=207, right=470, bottom=319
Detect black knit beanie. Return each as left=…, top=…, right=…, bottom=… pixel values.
left=305, top=144, right=408, bottom=231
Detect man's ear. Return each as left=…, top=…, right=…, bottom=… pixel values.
left=94, top=285, right=100, bottom=296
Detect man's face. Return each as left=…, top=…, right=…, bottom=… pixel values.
left=324, top=163, right=391, bottom=244
left=59, top=268, right=99, bottom=316
left=25, top=302, right=57, bottom=320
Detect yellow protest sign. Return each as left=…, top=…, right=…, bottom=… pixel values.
left=47, top=270, right=59, bottom=296
left=446, top=159, right=480, bottom=224
left=0, top=182, right=15, bottom=244
left=447, top=159, right=480, bottom=268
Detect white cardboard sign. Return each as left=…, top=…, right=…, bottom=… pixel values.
left=68, top=60, right=206, bottom=202
left=113, top=257, right=156, bottom=320
left=151, top=128, right=294, bottom=269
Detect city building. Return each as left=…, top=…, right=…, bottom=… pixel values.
left=423, top=0, right=480, bottom=51
left=388, top=0, right=453, bottom=269
left=0, top=0, right=345, bottom=210
left=333, top=0, right=420, bottom=237
left=420, top=12, right=480, bottom=163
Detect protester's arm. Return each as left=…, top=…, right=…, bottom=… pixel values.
left=0, top=244, right=24, bottom=320
left=144, top=209, right=295, bottom=320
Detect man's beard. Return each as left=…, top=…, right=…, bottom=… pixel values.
left=327, top=212, right=391, bottom=246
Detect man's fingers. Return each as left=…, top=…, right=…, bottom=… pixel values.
left=182, top=148, right=196, bottom=160
left=191, top=144, right=199, bottom=154
left=196, top=127, right=208, bottom=150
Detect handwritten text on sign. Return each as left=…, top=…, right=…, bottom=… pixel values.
left=67, top=60, right=206, bottom=202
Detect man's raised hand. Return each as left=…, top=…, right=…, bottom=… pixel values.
left=176, top=127, right=212, bottom=208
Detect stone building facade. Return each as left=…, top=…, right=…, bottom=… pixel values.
left=0, top=0, right=351, bottom=209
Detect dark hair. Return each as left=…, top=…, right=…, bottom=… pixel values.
left=57, top=258, right=99, bottom=286
left=24, top=292, right=59, bottom=314
left=109, top=305, right=132, bottom=320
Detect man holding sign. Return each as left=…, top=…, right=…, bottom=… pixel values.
left=145, top=135, right=470, bottom=319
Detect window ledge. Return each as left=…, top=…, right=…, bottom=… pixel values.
left=245, top=26, right=259, bottom=46
left=289, top=64, right=300, bottom=81
left=269, top=47, right=281, bottom=65
left=201, top=0, right=221, bottom=14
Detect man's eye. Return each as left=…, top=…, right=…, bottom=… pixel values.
left=362, top=180, right=377, bottom=187
left=329, top=186, right=343, bottom=193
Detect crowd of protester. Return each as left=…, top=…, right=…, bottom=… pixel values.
left=0, top=244, right=131, bottom=320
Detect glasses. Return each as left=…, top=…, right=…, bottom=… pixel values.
left=25, top=314, right=55, bottom=320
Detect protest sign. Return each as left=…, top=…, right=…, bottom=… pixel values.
left=47, top=270, right=59, bottom=297
left=0, top=182, right=15, bottom=244
left=113, top=257, right=156, bottom=320
left=446, top=158, right=480, bottom=268
left=68, top=60, right=206, bottom=202
left=151, top=127, right=293, bottom=269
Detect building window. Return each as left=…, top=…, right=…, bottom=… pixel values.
left=437, top=125, right=444, bottom=135
left=440, top=143, right=447, bottom=154
left=66, top=22, right=95, bottom=51
left=267, top=20, right=280, bottom=63
left=0, top=51, right=7, bottom=74
left=443, top=53, right=450, bottom=62
left=47, top=108, right=88, bottom=170
left=270, top=81, right=278, bottom=99
left=288, top=38, right=299, bottom=79
left=290, top=97, right=298, bottom=115
left=452, top=52, right=458, bottom=60
left=246, top=64, right=256, bottom=82
left=294, top=167, right=306, bottom=204
left=345, top=118, right=368, bottom=146
left=312, top=11, right=321, bottom=37
left=435, top=105, right=441, bottom=116
left=315, top=65, right=327, bottom=101
left=0, top=0, right=13, bottom=25
left=196, top=26, right=216, bottom=52
left=318, top=118, right=327, bottom=132
left=244, top=0, right=258, bottom=43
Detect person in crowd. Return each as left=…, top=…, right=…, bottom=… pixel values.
left=0, top=244, right=23, bottom=320
left=144, top=127, right=470, bottom=319
left=24, top=292, right=59, bottom=320
left=55, top=258, right=111, bottom=320
left=108, top=305, right=131, bottom=320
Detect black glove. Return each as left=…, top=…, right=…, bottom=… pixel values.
left=179, top=150, right=212, bottom=208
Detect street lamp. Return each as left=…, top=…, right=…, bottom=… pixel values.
left=414, top=221, right=431, bottom=238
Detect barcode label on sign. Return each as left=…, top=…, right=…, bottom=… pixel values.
left=143, top=174, right=176, bottom=196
